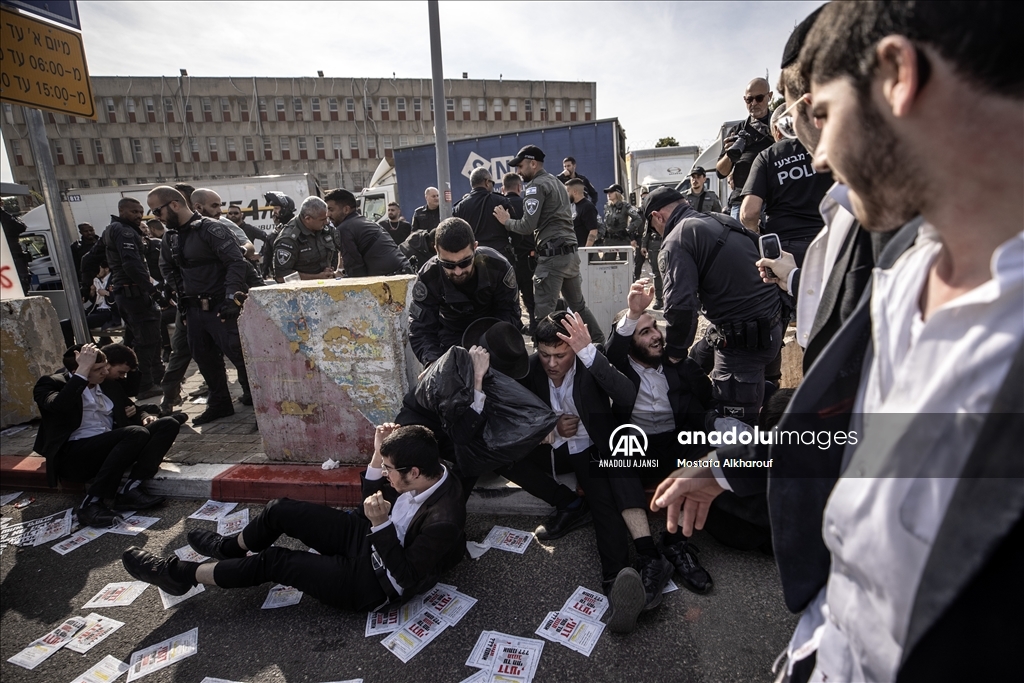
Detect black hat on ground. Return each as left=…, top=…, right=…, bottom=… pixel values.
left=780, top=4, right=825, bottom=69
left=461, top=317, right=529, bottom=379
left=604, top=183, right=625, bottom=194
left=641, top=186, right=685, bottom=222
left=509, top=145, right=545, bottom=167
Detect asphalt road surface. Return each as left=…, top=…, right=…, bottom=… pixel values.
left=1, top=491, right=797, bottom=683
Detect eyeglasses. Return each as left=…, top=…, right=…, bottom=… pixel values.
left=743, top=93, right=768, bottom=105
left=438, top=254, right=474, bottom=270
left=381, top=463, right=410, bottom=476
left=776, top=93, right=811, bottom=140
left=151, top=201, right=172, bottom=217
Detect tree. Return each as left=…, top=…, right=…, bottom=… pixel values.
left=655, top=137, right=679, bottom=148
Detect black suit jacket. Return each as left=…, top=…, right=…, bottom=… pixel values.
left=361, top=469, right=466, bottom=601
left=33, top=372, right=143, bottom=487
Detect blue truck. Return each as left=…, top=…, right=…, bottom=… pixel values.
left=357, top=118, right=627, bottom=221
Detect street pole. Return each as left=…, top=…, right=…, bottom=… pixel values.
left=22, top=106, right=91, bottom=345
left=427, top=0, right=452, bottom=219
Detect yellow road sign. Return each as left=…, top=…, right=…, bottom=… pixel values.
left=0, top=8, right=95, bottom=119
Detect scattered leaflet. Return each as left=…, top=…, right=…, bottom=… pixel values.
left=663, top=579, right=678, bottom=594
left=465, top=631, right=546, bottom=671
left=53, top=527, right=108, bottom=555
left=174, top=545, right=209, bottom=563
left=6, top=616, right=86, bottom=670
left=364, top=596, right=423, bottom=636
left=535, top=610, right=605, bottom=657
left=562, top=586, right=609, bottom=621
left=70, top=655, right=130, bottom=683
left=159, top=584, right=205, bottom=609
left=106, top=514, right=159, bottom=536
left=261, top=584, right=302, bottom=609
left=380, top=610, right=448, bottom=663
left=483, top=526, right=534, bottom=554
left=126, top=627, right=198, bottom=682
left=83, top=582, right=149, bottom=609
left=217, top=509, right=248, bottom=536
left=3, top=508, right=74, bottom=547
left=459, top=670, right=490, bottom=683
left=422, top=584, right=477, bottom=625
left=66, top=613, right=125, bottom=654
left=189, top=500, right=238, bottom=521
left=0, top=491, right=24, bottom=506
left=486, top=639, right=545, bottom=682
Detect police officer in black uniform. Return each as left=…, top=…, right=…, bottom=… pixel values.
left=324, top=189, right=413, bottom=277
left=262, top=192, right=296, bottom=279
left=502, top=172, right=537, bottom=334
left=272, top=197, right=340, bottom=281
left=408, top=217, right=521, bottom=366
left=452, top=167, right=515, bottom=257
left=642, top=187, right=781, bottom=426
left=104, top=197, right=166, bottom=396
left=151, top=186, right=250, bottom=426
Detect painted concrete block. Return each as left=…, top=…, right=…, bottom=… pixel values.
left=238, top=276, right=416, bottom=464
left=1, top=297, right=65, bottom=428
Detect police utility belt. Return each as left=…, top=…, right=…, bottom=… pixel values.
left=536, top=243, right=577, bottom=257
left=181, top=294, right=225, bottom=310
left=707, top=314, right=780, bottom=351
left=112, top=283, right=148, bottom=298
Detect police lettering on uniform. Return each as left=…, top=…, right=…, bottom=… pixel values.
left=493, top=145, right=605, bottom=345
left=151, top=186, right=250, bottom=426
left=642, top=186, right=782, bottom=425
left=408, top=218, right=521, bottom=366
left=325, top=188, right=413, bottom=277
left=272, top=197, right=340, bottom=281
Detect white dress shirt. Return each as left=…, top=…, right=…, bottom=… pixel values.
left=366, top=465, right=449, bottom=596
left=803, top=227, right=1024, bottom=681
left=548, top=344, right=597, bottom=454
left=68, top=374, right=114, bottom=441
left=616, top=315, right=675, bottom=434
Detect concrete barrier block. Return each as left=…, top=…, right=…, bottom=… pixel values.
left=1, top=297, right=65, bottom=428
left=780, top=325, right=804, bottom=389
left=238, top=276, right=415, bottom=464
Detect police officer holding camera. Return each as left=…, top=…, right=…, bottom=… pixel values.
left=716, top=78, right=776, bottom=221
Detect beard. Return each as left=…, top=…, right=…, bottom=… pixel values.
left=629, top=335, right=663, bottom=367
left=165, top=211, right=182, bottom=231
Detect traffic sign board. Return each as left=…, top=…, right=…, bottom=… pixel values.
left=0, top=7, right=95, bottom=118
left=1, top=0, right=80, bottom=30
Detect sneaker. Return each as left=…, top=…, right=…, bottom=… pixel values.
left=605, top=567, right=645, bottom=634
left=637, top=553, right=674, bottom=611
left=78, top=501, right=122, bottom=529
left=187, top=529, right=241, bottom=561
left=112, top=487, right=165, bottom=511
left=661, top=534, right=713, bottom=594
left=534, top=500, right=592, bottom=541
left=122, top=547, right=195, bottom=596
left=192, top=406, right=235, bottom=426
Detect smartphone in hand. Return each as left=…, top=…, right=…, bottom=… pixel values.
left=759, top=234, right=782, bottom=279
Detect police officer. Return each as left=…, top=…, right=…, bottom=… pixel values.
left=493, top=145, right=604, bottom=345
left=104, top=197, right=166, bottom=397
left=262, top=192, right=296, bottom=279
left=642, top=186, right=781, bottom=426
left=151, top=186, right=250, bottom=426
left=411, top=187, right=441, bottom=234
left=324, top=189, right=413, bottom=277
left=452, top=167, right=515, bottom=256
left=272, top=197, right=340, bottom=281
left=601, top=184, right=642, bottom=248
left=408, top=217, right=521, bottom=366
left=680, top=167, right=723, bottom=214
left=502, top=172, right=537, bottom=334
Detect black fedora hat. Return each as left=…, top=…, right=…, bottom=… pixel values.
left=461, top=317, right=529, bottom=379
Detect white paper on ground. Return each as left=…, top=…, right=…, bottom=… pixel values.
left=261, top=584, right=302, bottom=609
left=52, top=526, right=107, bottom=555
left=66, top=613, right=125, bottom=653
left=173, top=545, right=210, bottom=563
left=159, top=583, right=205, bottom=609
left=126, top=627, right=198, bottom=682
left=106, top=515, right=159, bottom=536
left=6, top=616, right=86, bottom=670
left=188, top=500, right=238, bottom=521
left=663, top=579, right=679, bottom=594
left=217, top=509, right=248, bottom=536
left=380, top=610, right=448, bottom=663
left=483, top=526, right=534, bottom=554
left=535, top=610, right=605, bottom=656
left=83, top=581, right=149, bottom=609
left=466, top=541, right=490, bottom=559
left=0, top=491, right=24, bottom=506
left=192, top=396, right=209, bottom=405
left=459, top=670, right=490, bottom=683
left=562, top=586, right=609, bottom=622
left=486, top=639, right=544, bottom=682
left=465, top=631, right=547, bottom=670
left=70, top=654, right=130, bottom=683
left=2, top=508, right=73, bottom=547
left=364, top=597, right=423, bottom=637
left=421, top=584, right=477, bottom=625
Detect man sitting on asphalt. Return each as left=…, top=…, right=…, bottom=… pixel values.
left=122, top=424, right=466, bottom=611
left=33, top=343, right=182, bottom=528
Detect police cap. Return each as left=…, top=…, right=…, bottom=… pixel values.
left=604, top=183, right=625, bottom=194
left=509, top=145, right=545, bottom=166
left=690, top=166, right=707, bottom=177
left=642, top=186, right=685, bottom=222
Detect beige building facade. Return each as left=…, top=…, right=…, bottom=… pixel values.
left=2, top=75, right=596, bottom=201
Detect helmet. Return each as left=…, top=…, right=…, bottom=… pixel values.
left=264, top=192, right=296, bottom=222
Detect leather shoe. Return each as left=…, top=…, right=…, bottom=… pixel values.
left=122, top=547, right=195, bottom=596
left=192, top=406, right=234, bottom=425
left=187, top=529, right=241, bottom=561
left=112, top=487, right=165, bottom=511
left=605, top=567, right=645, bottom=634
left=237, top=393, right=253, bottom=406
left=78, top=502, right=122, bottom=529
left=661, top=534, right=713, bottom=594
left=637, top=553, right=674, bottom=611
left=534, top=500, right=591, bottom=541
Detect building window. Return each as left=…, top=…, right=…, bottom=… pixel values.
left=3, top=103, right=14, bottom=124
left=584, top=99, right=593, bottom=120
left=258, top=98, right=268, bottom=122
left=332, top=135, right=342, bottom=158
left=144, top=97, right=156, bottom=122
left=172, top=139, right=182, bottom=163
left=97, top=178, right=110, bottom=187
left=53, top=140, right=66, bottom=165
left=73, top=139, right=85, bottom=164
left=383, top=135, right=393, bottom=148
left=298, top=136, right=308, bottom=159
left=126, top=98, right=137, bottom=123
left=493, top=98, right=503, bottom=121
left=293, top=97, right=303, bottom=121
left=201, top=97, right=213, bottom=122
left=346, top=97, right=355, bottom=112
left=79, top=180, right=89, bottom=188
left=263, top=138, right=273, bottom=160
left=129, top=139, right=142, bottom=163
left=539, top=99, right=548, bottom=121
left=311, top=97, right=321, bottom=121
left=221, top=98, right=232, bottom=122
left=399, top=135, right=408, bottom=147
left=244, top=136, right=255, bottom=161
left=226, top=137, right=237, bottom=161
left=240, top=99, right=250, bottom=122
left=379, top=97, right=389, bottom=111
left=190, top=138, right=200, bottom=162
left=569, top=99, right=578, bottom=121
left=364, top=99, right=373, bottom=120
left=554, top=98, right=563, bottom=121
left=323, top=97, right=336, bottom=121
left=185, top=100, right=194, bottom=122
left=349, top=135, right=360, bottom=160
left=413, top=97, right=422, bottom=121
left=151, top=138, right=163, bottom=163
left=91, top=139, right=104, bottom=164
left=279, top=136, right=290, bottom=160
left=276, top=97, right=286, bottom=121
left=366, top=135, right=376, bottom=158
left=105, top=97, right=116, bottom=123
left=508, top=99, right=518, bottom=121
left=396, top=97, right=406, bottom=121
left=315, top=135, right=325, bottom=160
left=207, top=137, right=218, bottom=161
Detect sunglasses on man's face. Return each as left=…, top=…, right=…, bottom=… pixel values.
left=438, top=254, right=474, bottom=270
left=744, top=93, right=768, bottom=104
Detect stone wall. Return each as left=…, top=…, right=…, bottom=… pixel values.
left=1, top=297, right=65, bottom=428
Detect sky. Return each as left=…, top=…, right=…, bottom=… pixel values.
left=2, top=0, right=825, bottom=183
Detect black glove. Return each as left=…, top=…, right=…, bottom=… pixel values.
left=152, top=289, right=171, bottom=309
left=217, top=297, right=242, bottom=322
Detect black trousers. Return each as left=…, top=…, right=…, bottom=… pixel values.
left=513, top=252, right=537, bottom=330
left=185, top=308, right=250, bottom=411
left=161, top=307, right=192, bottom=393
left=116, top=294, right=164, bottom=389
left=213, top=498, right=387, bottom=611
left=56, top=417, right=180, bottom=498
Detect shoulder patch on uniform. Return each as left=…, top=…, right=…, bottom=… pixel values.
left=657, top=250, right=669, bottom=274
left=503, top=266, right=517, bottom=290
left=276, top=248, right=293, bottom=265
left=207, top=224, right=227, bottom=240
left=525, top=186, right=538, bottom=195
left=412, top=280, right=429, bottom=302
left=524, top=198, right=540, bottom=216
